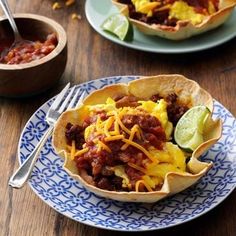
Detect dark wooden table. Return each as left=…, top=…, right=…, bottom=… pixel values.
left=1, top=1, right=236, bottom=235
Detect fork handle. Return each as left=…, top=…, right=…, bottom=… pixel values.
left=8, top=125, right=54, bottom=189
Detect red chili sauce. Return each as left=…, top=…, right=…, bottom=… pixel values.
left=65, top=94, right=189, bottom=192
left=0, top=33, right=57, bottom=64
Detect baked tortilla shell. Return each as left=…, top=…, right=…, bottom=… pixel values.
left=52, top=75, right=222, bottom=203
left=112, top=0, right=236, bottom=40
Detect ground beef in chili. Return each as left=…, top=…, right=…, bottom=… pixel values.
left=65, top=123, right=85, bottom=149
left=65, top=93, right=188, bottom=191
left=150, top=93, right=189, bottom=126
left=166, top=93, right=189, bottom=126
left=122, top=114, right=166, bottom=149
left=66, top=112, right=166, bottom=191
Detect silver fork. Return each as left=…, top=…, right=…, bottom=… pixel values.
left=9, top=83, right=86, bottom=189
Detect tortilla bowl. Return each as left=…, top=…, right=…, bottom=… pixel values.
left=52, top=75, right=222, bottom=203
left=112, top=0, right=236, bottom=40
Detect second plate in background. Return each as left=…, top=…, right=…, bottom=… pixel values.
left=85, top=0, right=236, bottom=53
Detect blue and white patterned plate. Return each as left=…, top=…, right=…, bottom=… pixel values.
left=18, top=76, right=236, bottom=231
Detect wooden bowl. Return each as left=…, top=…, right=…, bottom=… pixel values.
left=0, top=13, right=67, bottom=97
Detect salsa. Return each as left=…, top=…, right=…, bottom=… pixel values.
left=0, top=33, right=58, bottom=64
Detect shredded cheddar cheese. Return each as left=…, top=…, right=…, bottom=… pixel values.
left=122, top=138, right=157, bottom=162
left=67, top=97, right=188, bottom=193
left=74, top=147, right=89, bottom=157
left=131, top=0, right=161, bottom=17
left=95, top=116, right=103, bottom=135
left=70, top=140, right=76, bottom=160
left=135, top=180, right=153, bottom=192
left=104, top=116, right=115, bottom=137
left=71, top=13, right=82, bottom=20
left=121, top=125, right=139, bottom=150
left=128, top=162, right=146, bottom=173
left=51, top=0, right=81, bottom=24
left=114, top=119, right=120, bottom=135
left=115, top=112, right=131, bottom=135
left=105, top=135, right=124, bottom=142
left=65, top=0, right=75, bottom=7
left=98, top=141, right=112, bottom=153
left=130, top=0, right=216, bottom=26
left=142, top=175, right=156, bottom=189
left=52, top=2, right=62, bottom=10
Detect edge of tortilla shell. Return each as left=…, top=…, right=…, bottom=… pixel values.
left=112, top=0, right=236, bottom=40
left=52, top=75, right=221, bottom=202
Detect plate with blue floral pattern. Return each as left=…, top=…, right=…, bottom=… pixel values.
left=19, top=76, right=236, bottom=231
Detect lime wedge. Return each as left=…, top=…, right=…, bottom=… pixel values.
left=174, top=105, right=211, bottom=152
left=101, top=14, right=133, bottom=41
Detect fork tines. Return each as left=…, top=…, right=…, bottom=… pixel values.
left=58, top=86, right=86, bottom=113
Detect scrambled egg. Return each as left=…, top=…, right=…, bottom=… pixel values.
left=131, top=0, right=160, bottom=16
left=169, top=1, right=206, bottom=25
left=87, top=97, right=116, bottom=113
left=142, top=142, right=186, bottom=185
left=131, top=0, right=215, bottom=25
left=139, top=99, right=173, bottom=139
left=148, top=142, right=186, bottom=173
left=84, top=124, right=95, bottom=141
left=208, top=1, right=216, bottom=14
left=113, top=165, right=131, bottom=188
left=84, top=97, right=187, bottom=191
left=113, top=142, right=186, bottom=188
left=86, top=97, right=173, bottom=139
left=87, top=97, right=173, bottom=139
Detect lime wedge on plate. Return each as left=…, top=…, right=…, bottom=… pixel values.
left=174, top=106, right=211, bottom=152
left=101, top=14, right=133, bottom=41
